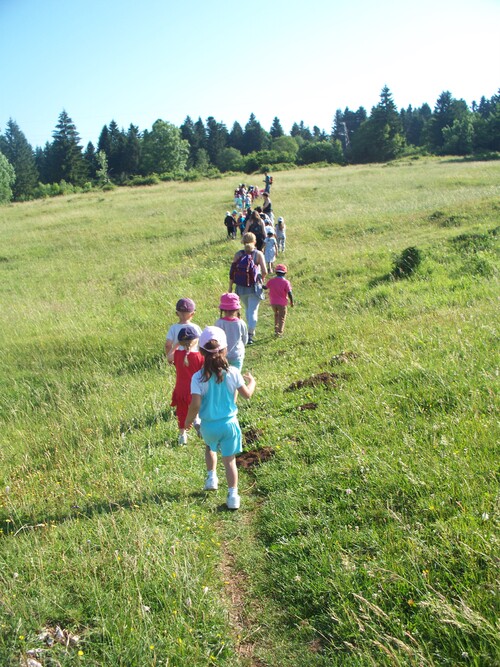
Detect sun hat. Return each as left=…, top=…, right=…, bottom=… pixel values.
left=176, top=297, right=196, bottom=312
left=275, top=264, right=287, bottom=274
left=278, top=216, right=284, bottom=222
left=219, top=292, right=241, bottom=311
left=232, top=209, right=238, bottom=214
left=199, top=326, right=227, bottom=352
left=178, top=325, right=199, bottom=342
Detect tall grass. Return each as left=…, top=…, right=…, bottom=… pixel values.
left=1, top=157, right=499, bottom=665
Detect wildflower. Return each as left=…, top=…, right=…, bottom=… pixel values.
left=345, top=488, right=353, bottom=495
left=407, top=599, right=415, bottom=606
left=482, top=513, right=489, bottom=521
left=78, top=650, right=84, bottom=656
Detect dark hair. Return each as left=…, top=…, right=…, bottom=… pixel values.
left=220, top=308, right=241, bottom=318
left=200, top=339, right=228, bottom=383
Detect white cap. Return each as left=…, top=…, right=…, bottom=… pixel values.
left=199, top=326, right=227, bottom=352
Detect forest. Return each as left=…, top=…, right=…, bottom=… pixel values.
left=1, top=85, right=499, bottom=202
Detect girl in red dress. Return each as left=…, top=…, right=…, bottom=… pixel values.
left=170, top=326, right=204, bottom=445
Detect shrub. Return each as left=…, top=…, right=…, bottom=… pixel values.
left=391, top=246, right=422, bottom=279
left=129, top=175, right=160, bottom=186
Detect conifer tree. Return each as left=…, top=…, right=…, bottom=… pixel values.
left=0, top=119, right=39, bottom=199
left=270, top=117, right=284, bottom=139
left=50, top=110, right=87, bottom=184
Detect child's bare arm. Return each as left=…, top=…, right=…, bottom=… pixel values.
left=184, top=394, right=201, bottom=429
left=238, top=372, right=256, bottom=399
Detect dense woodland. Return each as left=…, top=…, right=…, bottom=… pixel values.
left=1, top=85, right=499, bottom=202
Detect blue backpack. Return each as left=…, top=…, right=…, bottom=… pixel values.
left=230, top=250, right=259, bottom=287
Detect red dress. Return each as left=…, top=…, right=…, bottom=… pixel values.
left=170, top=349, right=204, bottom=429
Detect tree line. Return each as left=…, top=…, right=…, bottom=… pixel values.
left=1, top=85, right=499, bottom=202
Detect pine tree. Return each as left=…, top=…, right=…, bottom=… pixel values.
left=269, top=117, right=284, bottom=139
left=123, top=124, right=141, bottom=176
left=351, top=87, right=404, bottom=162
left=206, top=117, right=228, bottom=165
left=0, top=119, right=39, bottom=199
left=242, top=114, right=269, bottom=155
left=83, top=142, right=98, bottom=180
left=51, top=110, right=87, bottom=185
left=108, top=120, right=126, bottom=177
left=228, top=122, right=244, bottom=152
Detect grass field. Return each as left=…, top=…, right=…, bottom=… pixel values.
left=1, top=157, right=499, bottom=666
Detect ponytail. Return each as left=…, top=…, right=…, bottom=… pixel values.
left=200, top=340, right=228, bottom=383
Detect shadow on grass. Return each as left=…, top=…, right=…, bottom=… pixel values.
left=1, top=488, right=202, bottom=539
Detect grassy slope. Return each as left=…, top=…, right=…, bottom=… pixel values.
left=0, top=158, right=499, bottom=666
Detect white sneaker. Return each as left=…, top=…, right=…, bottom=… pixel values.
left=204, top=473, right=218, bottom=491
left=178, top=432, right=188, bottom=446
left=226, top=489, right=241, bottom=510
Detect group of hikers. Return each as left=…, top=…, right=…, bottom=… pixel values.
left=165, top=171, right=294, bottom=510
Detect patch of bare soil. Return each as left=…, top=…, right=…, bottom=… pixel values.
left=330, top=350, right=358, bottom=364
left=286, top=372, right=341, bottom=391
left=297, top=402, right=317, bottom=411
left=237, top=447, right=275, bottom=470
left=243, top=427, right=264, bottom=445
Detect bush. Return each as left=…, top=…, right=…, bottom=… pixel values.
left=391, top=246, right=422, bottom=279
left=129, top=175, right=160, bottom=186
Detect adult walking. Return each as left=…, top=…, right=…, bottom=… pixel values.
left=229, top=232, right=267, bottom=345
left=244, top=210, right=266, bottom=251
left=262, top=191, right=273, bottom=224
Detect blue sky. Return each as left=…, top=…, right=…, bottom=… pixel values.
left=1, top=0, right=499, bottom=148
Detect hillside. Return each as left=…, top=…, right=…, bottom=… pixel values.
left=1, top=158, right=499, bottom=666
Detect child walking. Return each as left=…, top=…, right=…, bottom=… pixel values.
left=165, top=298, right=202, bottom=360
left=276, top=216, right=286, bottom=252
left=264, top=230, right=277, bottom=274
left=185, top=326, right=256, bottom=510
left=263, top=263, right=294, bottom=337
left=215, top=293, right=248, bottom=370
left=170, top=326, right=204, bottom=445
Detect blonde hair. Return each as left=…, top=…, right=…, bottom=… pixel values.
left=182, top=338, right=197, bottom=367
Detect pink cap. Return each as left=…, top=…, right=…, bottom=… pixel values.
left=275, top=264, right=287, bottom=274
left=219, top=292, right=241, bottom=311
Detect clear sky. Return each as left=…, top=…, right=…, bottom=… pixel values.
left=1, top=0, right=499, bottom=148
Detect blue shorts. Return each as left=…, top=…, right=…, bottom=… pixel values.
left=200, top=417, right=242, bottom=457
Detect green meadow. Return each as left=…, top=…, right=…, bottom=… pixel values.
left=0, top=157, right=499, bottom=666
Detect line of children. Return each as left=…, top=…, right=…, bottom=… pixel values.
left=168, top=176, right=293, bottom=509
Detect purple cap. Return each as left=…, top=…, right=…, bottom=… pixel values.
left=176, top=298, right=195, bottom=313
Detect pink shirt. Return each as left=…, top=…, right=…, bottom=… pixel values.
left=266, top=276, right=292, bottom=306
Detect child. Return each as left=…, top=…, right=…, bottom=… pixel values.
left=264, top=230, right=277, bottom=274
left=165, top=298, right=202, bottom=360
left=170, top=326, right=204, bottom=445
left=276, top=216, right=286, bottom=252
left=263, top=264, right=294, bottom=337
left=215, top=293, right=248, bottom=370
left=224, top=211, right=236, bottom=239
left=263, top=215, right=275, bottom=237
left=185, top=326, right=256, bottom=510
